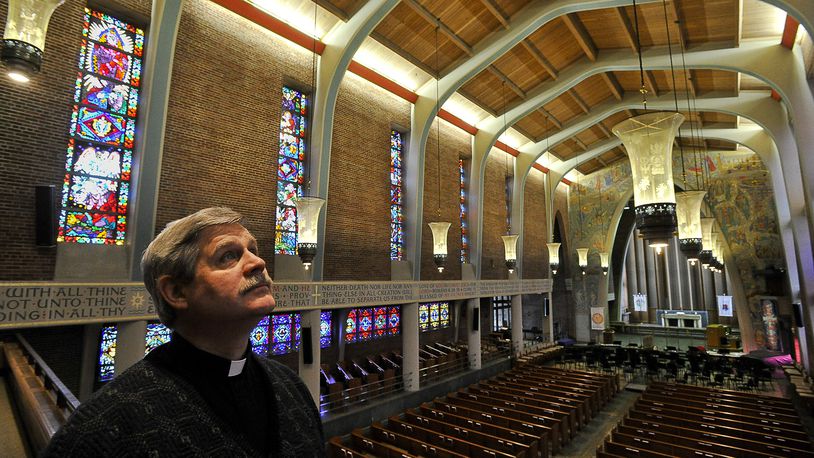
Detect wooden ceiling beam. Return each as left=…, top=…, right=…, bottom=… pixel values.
left=403, top=0, right=474, bottom=57
left=567, top=89, right=590, bottom=114
left=561, top=13, right=597, bottom=61
left=614, top=7, right=638, bottom=53
left=488, top=66, right=526, bottom=100
left=601, top=72, right=624, bottom=101
left=596, top=121, right=612, bottom=138
left=521, top=40, right=558, bottom=79
left=314, top=0, right=349, bottom=21
left=573, top=138, right=589, bottom=151
left=513, top=125, right=539, bottom=143
left=479, top=0, right=509, bottom=29
left=643, top=70, right=659, bottom=97
left=668, top=0, right=688, bottom=50
left=370, top=31, right=438, bottom=77
left=538, top=108, right=563, bottom=130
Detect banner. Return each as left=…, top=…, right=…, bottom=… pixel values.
left=717, top=295, right=733, bottom=317
left=633, top=293, right=647, bottom=312
left=590, top=307, right=605, bottom=330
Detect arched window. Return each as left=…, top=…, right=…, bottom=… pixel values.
left=390, top=130, right=404, bottom=260
left=58, top=9, right=145, bottom=244
left=275, top=86, right=308, bottom=255
left=250, top=311, right=331, bottom=356
left=419, top=302, right=450, bottom=331
left=144, top=322, right=171, bottom=354
left=345, top=306, right=400, bottom=343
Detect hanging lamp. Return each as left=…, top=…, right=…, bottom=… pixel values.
left=599, top=252, right=609, bottom=276
left=577, top=247, right=589, bottom=276
left=675, top=190, right=706, bottom=264
left=699, top=217, right=714, bottom=269
left=547, top=242, right=561, bottom=275
left=543, top=117, right=560, bottom=276
left=2, top=0, right=65, bottom=82
left=427, top=26, right=450, bottom=273
left=498, top=80, right=518, bottom=275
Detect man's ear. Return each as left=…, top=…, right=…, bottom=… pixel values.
left=157, top=275, right=190, bottom=312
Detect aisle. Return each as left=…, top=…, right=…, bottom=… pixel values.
left=554, top=389, right=639, bottom=457
left=0, top=376, right=31, bottom=458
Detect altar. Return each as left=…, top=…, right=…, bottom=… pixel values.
left=659, top=311, right=704, bottom=329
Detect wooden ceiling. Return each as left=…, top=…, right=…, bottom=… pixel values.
left=317, top=0, right=783, bottom=176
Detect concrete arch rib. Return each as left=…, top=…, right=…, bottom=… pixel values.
left=307, top=0, right=400, bottom=280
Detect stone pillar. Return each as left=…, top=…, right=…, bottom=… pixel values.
left=467, top=298, right=481, bottom=369
left=402, top=302, right=420, bottom=392
left=625, top=237, right=638, bottom=323
left=114, top=320, right=147, bottom=376
left=643, top=240, right=658, bottom=324
left=298, top=309, right=321, bottom=405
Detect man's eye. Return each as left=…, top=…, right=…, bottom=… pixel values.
left=221, top=251, right=238, bottom=262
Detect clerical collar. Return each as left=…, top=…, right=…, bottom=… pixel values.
left=167, top=332, right=249, bottom=378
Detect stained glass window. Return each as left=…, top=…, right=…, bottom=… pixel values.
left=345, top=306, right=400, bottom=343
left=275, top=87, right=307, bottom=255
left=460, top=158, right=469, bottom=263
left=390, top=130, right=404, bottom=260
left=97, top=325, right=117, bottom=382
left=250, top=312, right=330, bottom=356
left=419, top=302, right=450, bottom=332
left=59, top=9, right=144, bottom=245
left=144, top=322, right=171, bottom=354
left=492, top=296, right=512, bottom=332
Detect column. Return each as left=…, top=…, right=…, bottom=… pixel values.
left=511, top=294, right=523, bottom=357
left=114, top=321, right=147, bottom=376
left=643, top=240, right=658, bottom=324
left=402, top=302, right=420, bottom=392
left=467, top=298, right=481, bottom=369
left=298, top=309, right=321, bottom=405
left=625, top=237, right=638, bottom=323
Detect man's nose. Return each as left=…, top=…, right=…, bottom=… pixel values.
left=244, top=249, right=266, bottom=273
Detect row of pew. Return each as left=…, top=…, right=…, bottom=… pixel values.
left=514, top=342, right=563, bottom=367
left=598, top=381, right=814, bottom=457
left=329, top=364, right=619, bottom=457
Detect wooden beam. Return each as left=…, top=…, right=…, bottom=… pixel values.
left=521, top=40, right=558, bottom=79
left=644, top=70, right=659, bottom=97
left=596, top=121, right=612, bottom=138
left=781, top=15, right=799, bottom=49
left=567, top=89, right=590, bottom=114
left=601, top=72, right=624, bottom=101
left=561, top=13, right=597, bottom=61
left=613, top=7, right=638, bottom=53
left=403, top=0, right=474, bottom=56
left=538, top=108, right=562, bottom=129
left=479, top=0, right=509, bottom=28
left=314, top=0, right=349, bottom=21
left=513, top=125, right=539, bottom=143
left=668, top=0, right=688, bottom=50
left=573, top=137, right=589, bottom=151
left=371, top=31, right=438, bottom=77
left=487, top=66, right=526, bottom=99
left=684, top=69, right=697, bottom=97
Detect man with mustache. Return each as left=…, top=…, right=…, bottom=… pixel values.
left=44, top=207, right=325, bottom=457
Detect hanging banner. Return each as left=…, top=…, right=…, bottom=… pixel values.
left=717, top=295, right=733, bottom=317
left=633, top=293, right=648, bottom=312
left=590, top=307, right=605, bottom=330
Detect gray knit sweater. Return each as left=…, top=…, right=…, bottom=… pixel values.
left=41, top=350, right=325, bottom=457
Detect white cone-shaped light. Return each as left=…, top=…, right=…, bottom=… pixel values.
left=577, top=247, right=589, bottom=275
left=2, top=0, right=65, bottom=77
left=699, top=217, right=714, bottom=267
left=502, top=234, right=519, bottom=273
left=546, top=242, right=561, bottom=275
left=612, top=112, right=684, bottom=246
left=293, top=196, right=325, bottom=269
left=676, top=190, right=706, bottom=261
left=429, top=221, right=451, bottom=272
left=600, top=252, right=609, bottom=276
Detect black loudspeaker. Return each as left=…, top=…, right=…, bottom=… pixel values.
left=543, top=297, right=550, bottom=317
left=301, top=327, right=313, bottom=364
left=472, top=307, right=479, bottom=331
left=793, top=302, right=805, bottom=328
left=35, top=185, right=57, bottom=247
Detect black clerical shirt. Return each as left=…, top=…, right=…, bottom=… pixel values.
left=146, top=333, right=279, bottom=455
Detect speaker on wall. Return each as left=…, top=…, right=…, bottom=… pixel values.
left=301, top=327, right=313, bottom=364
left=793, top=303, right=805, bottom=328
left=543, top=297, right=550, bottom=317
left=472, top=307, right=479, bottom=331
left=35, top=185, right=57, bottom=247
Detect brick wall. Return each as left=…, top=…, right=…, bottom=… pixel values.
left=480, top=149, right=512, bottom=280
left=420, top=119, right=471, bottom=280
left=522, top=168, right=547, bottom=278
left=0, top=325, right=86, bottom=395
left=324, top=73, right=411, bottom=281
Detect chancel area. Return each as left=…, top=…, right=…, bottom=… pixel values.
left=2, top=0, right=814, bottom=456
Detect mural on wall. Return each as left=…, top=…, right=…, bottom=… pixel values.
left=566, top=148, right=784, bottom=345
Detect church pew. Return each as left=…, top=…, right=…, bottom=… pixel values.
left=477, top=380, right=587, bottom=426
left=611, top=430, right=731, bottom=458
left=386, top=416, right=518, bottom=458
left=512, top=367, right=611, bottom=402
left=623, top=416, right=814, bottom=457
left=508, top=370, right=606, bottom=409
left=370, top=422, right=468, bottom=458
left=645, top=385, right=798, bottom=416
left=414, top=405, right=545, bottom=458
left=532, top=365, right=619, bottom=393
left=615, top=423, right=784, bottom=458
left=327, top=436, right=370, bottom=458
left=453, top=389, right=572, bottom=440
left=636, top=397, right=807, bottom=434
left=521, top=366, right=617, bottom=399
left=431, top=398, right=558, bottom=453
left=642, top=391, right=802, bottom=426
left=603, top=440, right=675, bottom=457
left=466, top=385, right=579, bottom=434
left=628, top=408, right=813, bottom=450
left=403, top=409, right=537, bottom=458
left=596, top=451, right=625, bottom=458
left=648, top=381, right=793, bottom=408
left=443, top=393, right=566, bottom=448
left=494, top=374, right=596, bottom=417
left=351, top=429, right=418, bottom=457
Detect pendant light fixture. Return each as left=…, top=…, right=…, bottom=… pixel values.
left=598, top=175, right=609, bottom=276
left=574, top=136, right=589, bottom=275
left=699, top=217, right=714, bottom=269
left=427, top=26, right=450, bottom=273
left=544, top=116, right=560, bottom=276
left=499, top=80, right=518, bottom=274
left=2, top=0, right=65, bottom=82
left=676, top=190, right=706, bottom=264
left=295, top=2, right=325, bottom=270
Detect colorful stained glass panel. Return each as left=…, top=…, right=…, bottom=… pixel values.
left=75, top=107, right=126, bottom=145
left=276, top=206, right=296, bottom=232
left=85, top=42, right=131, bottom=82
left=86, top=10, right=137, bottom=53
left=80, top=75, right=130, bottom=114
left=320, top=312, right=331, bottom=348
left=59, top=211, right=116, bottom=243
left=67, top=175, right=118, bottom=212
left=98, top=325, right=117, bottom=382
left=274, top=231, right=296, bottom=256
left=70, top=142, right=122, bottom=178
left=144, top=322, right=171, bottom=354
left=419, top=304, right=429, bottom=331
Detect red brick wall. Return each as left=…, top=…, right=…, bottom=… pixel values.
left=323, top=73, right=410, bottom=281
left=522, top=168, right=547, bottom=278
left=0, top=0, right=149, bottom=281
left=480, top=149, right=512, bottom=280
left=421, top=119, right=471, bottom=280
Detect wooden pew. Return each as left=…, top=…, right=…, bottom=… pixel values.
left=615, top=423, right=780, bottom=458
left=509, top=370, right=606, bottom=409
left=648, top=381, right=792, bottom=408
left=370, top=422, right=468, bottom=458
left=431, top=398, right=558, bottom=453
left=443, top=393, right=565, bottom=448
left=603, top=440, right=675, bottom=457
left=611, top=430, right=731, bottom=458
left=524, top=365, right=617, bottom=398
left=466, top=385, right=578, bottom=434
left=642, top=391, right=802, bottom=426
left=327, top=436, right=370, bottom=458
left=477, top=380, right=587, bottom=426
left=494, top=374, right=596, bottom=417
left=416, top=404, right=546, bottom=458
left=351, top=429, right=418, bottom=457
left=623, top=416, right=814, bottom=457
left=645, top=384, right=798, bottom=416
left=386, top=416, right=518, bottom=457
